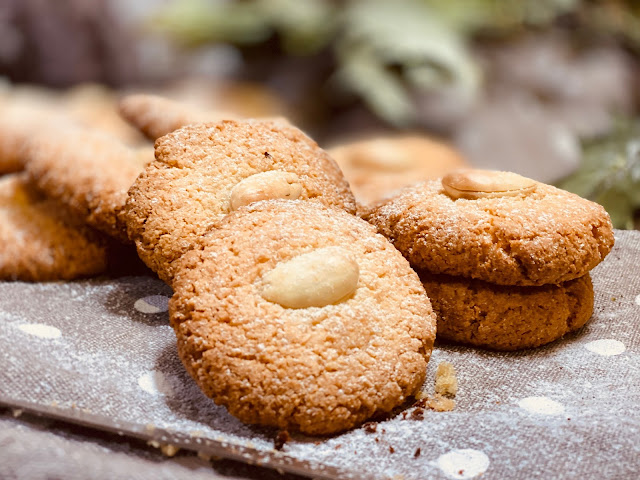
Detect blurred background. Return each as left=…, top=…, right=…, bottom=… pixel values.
left=1, top=0, right=639, bottom=227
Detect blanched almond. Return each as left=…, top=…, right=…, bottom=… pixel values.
left=260, top=247, right=359, bottom=308
left=442, top=169, right=536, bottom=199
left=230, top=171, right=302, bottom=211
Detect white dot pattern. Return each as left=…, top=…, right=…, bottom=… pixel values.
left=518, top=396, right=565, bottom=415
left=134, top=295, right=170, bottom=314
left=584, top=339, right=626, bottom=356
left=436, top=449, right=490, bottom=479
left=17, top=323, right=62, bottom=339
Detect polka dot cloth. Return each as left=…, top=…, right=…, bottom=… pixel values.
left=134, top=295, right=170, bottom=314
left=0, top=231, right=638, bottom=480
left=436, top=449, right=490, bottom=479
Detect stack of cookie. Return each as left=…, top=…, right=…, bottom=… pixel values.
left=122, top=118, right=438, bottom=435
left=364, top=169, right=615, bottom=351
left=0, top=87, right=151, bottom=281
left=1, top=86, right=616, bottom=434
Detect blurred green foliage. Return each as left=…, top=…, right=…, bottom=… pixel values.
left=156, top=0, right=640, bottom=227
left=558, top=122, right=640, bottom=229
left=155, top=0, right=638, bottom=127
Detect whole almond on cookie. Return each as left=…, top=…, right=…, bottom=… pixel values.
left=126, top=119, right=356, bottom=285
left=170, top=200, right=436, bottom=435
left=364, top=170, right=614, bottom=286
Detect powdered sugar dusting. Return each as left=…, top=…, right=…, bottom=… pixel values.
left=1, top=229, right=639, bottom=479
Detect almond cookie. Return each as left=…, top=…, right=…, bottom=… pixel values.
left=170, top=200, right=436, bottom=435
left=25, top=127, right=150, bottom=242
left=364, top=169, right=614, bottom=286
left=0, top=173, right=109, bottom=281
left=420, top=271, right=594, bottom=351
left=328, top=134, right=469, bottom=206
left=126, top=119, right=357, bottom=285
left=0, top=102, right=68, bottom=174
left=118, top=94, right=241, bottom=141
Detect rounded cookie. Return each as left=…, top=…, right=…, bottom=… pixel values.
left=118, top=93, right=240, bottom=141
left=420, top=271, right=594, bottom=351
left=170, top=200, right=436, bottom=435
left=364, top=169, right=614, bottom=286
left=26, top=127, right=148, bottom=242
left=0, top=173, right=109, bottom=281
left=328, top=134, right=468, bottom=206
left=126, top=119, right=357, bottom=285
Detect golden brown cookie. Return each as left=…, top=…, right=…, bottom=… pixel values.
left=0, top=173, right=109, bottom=281
left=328, top=134, right=469, bottom=206
left=126, top=119, right=357, bottom=285
left=25, top=127, right=149, bottom=242
left=170, top=200, right=436, bottom=435
left=364, top=170, right=614, bottom=286
left=421, top=271, right=594, bottom=351
left=0, top=118, right=32, bottom=174
left=63, top=84, right=146, bottom=146
left=0, top=100, right=69, bottom=174
left=118, top=94, right=240, bottom=141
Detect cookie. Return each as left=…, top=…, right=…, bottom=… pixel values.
left=0, top=173, right=109, bottom=281
left=0, top=118, right=33, bottom=174
left=364, top=169, right=614, bottom=286
left=170, top=200, right=436, bottom=435
left=0, top=101, right=69, bottom=174
left=328, top=134, right=468, bottom=206
left=25, top=127, right=150, bottom=242
left=421, top=271, right=594, bottom=350
left=63, top=84, right=146, bottom=146
left=118, top=93, right=240, bottom=141
left=126, top=119, right=357, bottom=284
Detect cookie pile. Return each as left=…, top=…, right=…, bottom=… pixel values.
left=0, top=86, right=149, bottom=281
left=122, top=118, right=437, bottom=434
left=364, top=169, right=615, bottom=350
left=1, top=85, right=616, bottom=434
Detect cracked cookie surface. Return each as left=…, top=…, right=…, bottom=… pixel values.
left=364, top=177, right=614, bottom=286
left=126, top=119, right=356, bottom=285
left=170, top=200, right=436, bottom=435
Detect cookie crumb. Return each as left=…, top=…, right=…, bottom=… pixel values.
left=160, top=444, right=180, bottom=457
left=410, top=407, right=425, bottom=420
left=363, top=422, right=378, bottom=433
left=428, top=393, right=456, bottom=412
left=414, top=448, right=421, bottom=458
left=197, top=451, right=212, bottom=462
left=11, top=409, right=22, bottom=418
left=435, top=361, right=457, bottom=397
left=147, top=440, right=180, bottom=457
left=274, top=430, right=290, bottom=451
left=389, top=446, right=395, bottom=454
left=414, top=390, right=429, bottom=400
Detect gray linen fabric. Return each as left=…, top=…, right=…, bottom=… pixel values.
left=1, top=230, right=639, bottom=480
